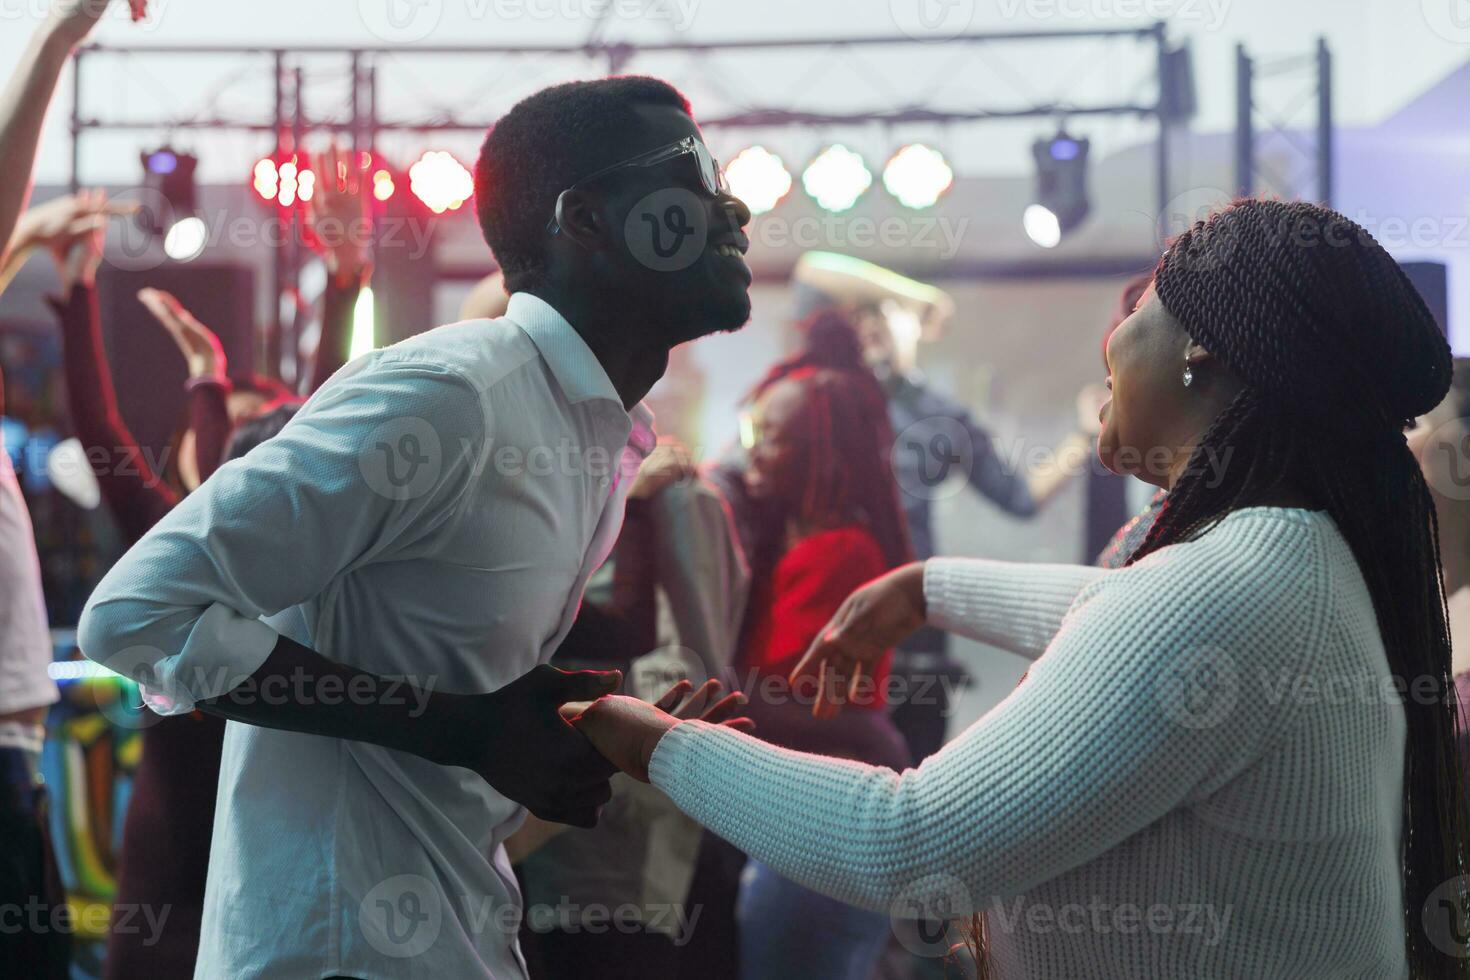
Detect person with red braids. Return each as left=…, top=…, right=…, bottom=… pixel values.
left=719, top=310, right=912, bottom=980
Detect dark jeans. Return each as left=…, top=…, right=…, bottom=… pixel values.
left=0, top=747, right=71, bottom=980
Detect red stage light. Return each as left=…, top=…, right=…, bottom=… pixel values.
left=408, top=151, right=472, bottom=214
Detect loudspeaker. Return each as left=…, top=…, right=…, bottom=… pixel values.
left=1400, top=261, right=1448, bottom=338
left=95, top=263, right=256, bottom=458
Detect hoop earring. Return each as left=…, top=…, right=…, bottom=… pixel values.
left=1182, top=357, right=1195, bottom=388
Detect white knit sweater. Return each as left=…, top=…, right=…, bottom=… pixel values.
left=649, top=507, right=1409, bottom=978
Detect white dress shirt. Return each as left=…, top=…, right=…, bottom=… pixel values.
left=78, top=293, right=654, bottom=979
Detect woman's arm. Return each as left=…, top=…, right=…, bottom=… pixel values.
left=605, top=547, right=1317, bottom=916
left=49, top=233, right=178, bottom=542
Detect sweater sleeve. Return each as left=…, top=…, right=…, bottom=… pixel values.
left=650, top=533, right=1324, bottom=915
left=923, top=557, right=1105, bottom=660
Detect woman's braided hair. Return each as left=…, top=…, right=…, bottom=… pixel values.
left=1136, top=198, right=1468, bottom=973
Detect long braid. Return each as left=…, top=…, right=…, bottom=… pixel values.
left=1135, top=198, right=1468, bottom=974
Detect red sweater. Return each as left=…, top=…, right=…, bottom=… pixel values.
left=739, top=524, right=892, bottom=709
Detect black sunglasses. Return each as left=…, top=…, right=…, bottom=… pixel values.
left=547, top=136, right=729, bottom=235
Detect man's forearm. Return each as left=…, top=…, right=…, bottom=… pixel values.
left=199, top=634, right=463, bottom=765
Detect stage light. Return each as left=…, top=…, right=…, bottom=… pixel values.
left=802, top=145, right=872, bottom=213
left=409, top=151, right=473, bottom=214
left=372, top=168, right=396, bottom=202
left=724, top=146, right=791, bottom=215
left=1027, top=129, right=1090, bottom=245
left=164, top=216, right=208, bottom=261
left=252, top=157, right=279, bottom=202
left=138, top=146, right=200, bottom=248
left=882, top=144, right=954, bottom=209
left=350, top=286, right=376, bottom=359
left=1022, top=204, right=1062, bottom=249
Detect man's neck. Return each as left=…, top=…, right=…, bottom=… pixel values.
left=530, top=289, right=669, bottom=411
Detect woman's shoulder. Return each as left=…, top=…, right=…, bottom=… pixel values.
left=1094, top=506, right=1351, bottom=632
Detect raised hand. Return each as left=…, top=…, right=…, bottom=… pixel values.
left=43, top=0, right=148, bottom=49
left=15, top=189, right=134, bottom=260
left=305, top=142, right=372, bottom=285
left=789, top=562, right=927, bottom=720
left=442, top=664, right=624, bottom=827
left=566, top=678, right=752, bottom=782
left=137, top=287, right=227, bottom=381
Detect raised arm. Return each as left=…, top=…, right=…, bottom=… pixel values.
left=0, top=2, right=145, bottom=273
left=46, top=201, right=177, bottom=541
left=305, top=141, right=370, bottom=392
left=77, top=360, right=618, bottom=826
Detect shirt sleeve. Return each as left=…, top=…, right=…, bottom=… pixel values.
left=923, top=557, right=1105, bottom=660
left=650, top=478, right=750, bottom=678
left=649, top=542, right=1324, bottom=915
left=76, top=358, right=490, bottom=714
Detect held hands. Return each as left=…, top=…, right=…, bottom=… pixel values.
left=437, top=664, right=624, bottom=829
left=137, top=288, right=227, bottom=381
left=789, top=562, right=928, bottom=720
left=566, top=678, right=753, bottom=783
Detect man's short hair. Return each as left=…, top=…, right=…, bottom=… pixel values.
left=474, top=76, right=691, bottom=294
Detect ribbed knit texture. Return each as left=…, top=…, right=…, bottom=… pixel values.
left=650, top=507, right=1408, bottom=978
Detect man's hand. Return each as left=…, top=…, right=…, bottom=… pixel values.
left=137, top=287, right=227, bottom=380
left=437, top=664, right=623, bottom=828
left=566, top=678, right=752, bottom=782
left=789, top=562, right=927, bottom=720
left=305, top=142, right=372, bottom=286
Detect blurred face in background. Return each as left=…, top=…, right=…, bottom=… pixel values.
left=851, top=301, right=921, bottom=376
left=743, top=377, right=809, bottom=509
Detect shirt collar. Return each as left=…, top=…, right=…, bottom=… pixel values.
left=506, top=292, right=623, bottom=407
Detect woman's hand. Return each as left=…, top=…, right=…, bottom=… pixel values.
left=628, top=440, right=695, bottom=500
left=566, top=679, right=752, bottom=782
left=137, top=288, right=227, bottom=381
left=789, top=561, right=928, bottom=720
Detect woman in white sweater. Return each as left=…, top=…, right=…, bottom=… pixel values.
left=571, top=199, right=1470, bottom=977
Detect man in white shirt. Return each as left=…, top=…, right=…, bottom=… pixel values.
left=77, top=76, right=752, bottom=979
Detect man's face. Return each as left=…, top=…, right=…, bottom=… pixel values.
left=592, top=104, right=753, bottom=345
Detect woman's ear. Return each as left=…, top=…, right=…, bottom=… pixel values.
left=1185, top=341, right=1215, bottom=366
